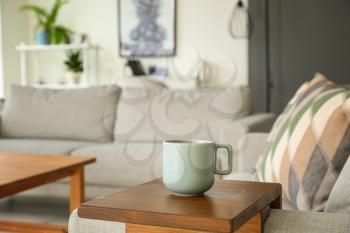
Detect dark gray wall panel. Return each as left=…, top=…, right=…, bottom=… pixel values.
left=248, top=0, right=268, bottom=113
left=250, top=0, right=350, bottom=113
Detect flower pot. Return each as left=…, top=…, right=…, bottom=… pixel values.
left=35, top=30, right=50, bottom=45
left=67, top=72, right=82, bottom=85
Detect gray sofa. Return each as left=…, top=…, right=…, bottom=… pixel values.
left=0, top=84, right=275, bottom=200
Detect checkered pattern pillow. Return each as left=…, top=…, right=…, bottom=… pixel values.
left=256, top=74, right=350, bottom=211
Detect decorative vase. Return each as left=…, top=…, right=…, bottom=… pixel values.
left=35, top=30, right=50, bottom=45
left=67, top=72, right=81, bottom=85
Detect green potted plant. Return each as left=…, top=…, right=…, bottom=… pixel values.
left=20, top=0, right=72, bottom=44
left=64, top=51, right=83, bottom=84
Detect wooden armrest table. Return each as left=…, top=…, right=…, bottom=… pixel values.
left=78, top=179, right=282, bottom=233
left=0, top=153, right=95, bottom=233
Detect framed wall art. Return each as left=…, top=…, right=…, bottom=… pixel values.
left=118, top=0, right=176, bottom=57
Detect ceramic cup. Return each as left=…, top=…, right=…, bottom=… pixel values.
left=163, top=140, right=233, bottom=196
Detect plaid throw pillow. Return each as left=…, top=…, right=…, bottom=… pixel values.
left=256, top=74, right=350, bottom=211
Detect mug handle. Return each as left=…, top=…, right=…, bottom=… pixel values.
left=214, top=144, right=233, bottom=175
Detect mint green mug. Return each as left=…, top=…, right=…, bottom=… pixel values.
left=163, top=140, right=233, bottom=196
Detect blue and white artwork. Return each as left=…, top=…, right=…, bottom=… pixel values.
left=119, top=0, right=176, bottom=57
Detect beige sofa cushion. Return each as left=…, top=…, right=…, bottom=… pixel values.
left=71, top=142, right=162, bottom=187
left=0, top=139, right=93, bottom=155
left=114, top=86, right=251, bottom=142
left=1, top=85, right=121, bottom=142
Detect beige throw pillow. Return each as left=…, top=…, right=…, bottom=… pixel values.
left=256, top=74, right=350, bottom=211
left=1, top=85, right=121, bottom=142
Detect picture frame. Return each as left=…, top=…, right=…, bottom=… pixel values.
left=118, top=0, right=177, bottom=58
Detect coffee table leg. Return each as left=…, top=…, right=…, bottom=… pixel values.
left=70, top=167, right=84, bottom=213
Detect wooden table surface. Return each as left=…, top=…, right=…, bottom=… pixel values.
left=78, top=179, right=282, bottom=233
left=0, top=153, right=95, bottom=198
left=0, top=152, right=96, bottom=233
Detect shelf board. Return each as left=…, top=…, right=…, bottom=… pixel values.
left=16, top=43, right=95, bottom=51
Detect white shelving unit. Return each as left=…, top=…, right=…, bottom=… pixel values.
left=16, top=42, right=99, bottom=87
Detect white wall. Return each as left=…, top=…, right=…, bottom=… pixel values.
left=1, top=0, right=29, bottom=94
left=7, top=0, right=248, bottom=88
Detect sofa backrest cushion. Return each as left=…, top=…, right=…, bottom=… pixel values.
left=255, top=73, right=350, bottom=211
left=325, top=156, right=350, bottom=214
left=1, top=85, right=121, bottom=142
left=114, top=86, right=251, bottom=142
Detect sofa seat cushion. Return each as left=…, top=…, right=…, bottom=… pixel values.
left=256, top=74, right=350, bottom=211
left=264, top=209, right=350, bottom=233
left=1, top=85, right=121, bottom=142
left=114, top=86, right=251, bottom=142
left=0, top=139, right=93, bottom=155
left=71, top=142, right=162, bottom=187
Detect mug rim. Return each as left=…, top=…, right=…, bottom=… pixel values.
left=164, top=140, right=214, bottom=144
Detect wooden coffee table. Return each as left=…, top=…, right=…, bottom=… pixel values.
left=0, top=152, right=95, bottom=233
left=78, top=179, right=282, bottom=233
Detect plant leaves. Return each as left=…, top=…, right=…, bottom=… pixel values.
left=20, top=5, right=48, bottom=28
left=47, top=0, right=69, bottom=27
left=64, top=50, right=83, bottom=72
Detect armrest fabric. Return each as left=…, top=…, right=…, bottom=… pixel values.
left=237, top=133, right=269, bottom=173
left=265, top=209, right=350, bottom=233
left=236, top=112, right=276, bottom=133
left=69, top=209, right=124, bottom=233
left=220, top=113, right=275, bottom=144
left=219, top=113, right=274, bottom=173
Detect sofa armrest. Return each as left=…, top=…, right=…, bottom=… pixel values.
left=238, top=112, right=276, bottom=132
left=69, top=209, right=124, bottom=233
left=218, top=113, right=274, bottom=173
left=220, top=113, right=275, bottom=154
left=220, top=113, right=275, bottom=149
left=265, top=209, right=350, bottom=233
left=221, top=133, right=268, bottom=180
left=237, top=133, right=269, bottom=173
left=219, top=114, right=269, bottom=175
left=220, top=113, right=276, bottom=142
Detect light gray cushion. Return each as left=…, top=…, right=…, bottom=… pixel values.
left=69, top=209, right=123, bottom=233
left=325, top=156, right=350, bottom=214
left=265, top=209, right=350, bottom=233
left=71, top=142, right=162, bottom=187
left=114, top=86, right=251, bottom=142
left=1, top=85, right=121, bottom=142
left=0, top=139, right=93, bottom=155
